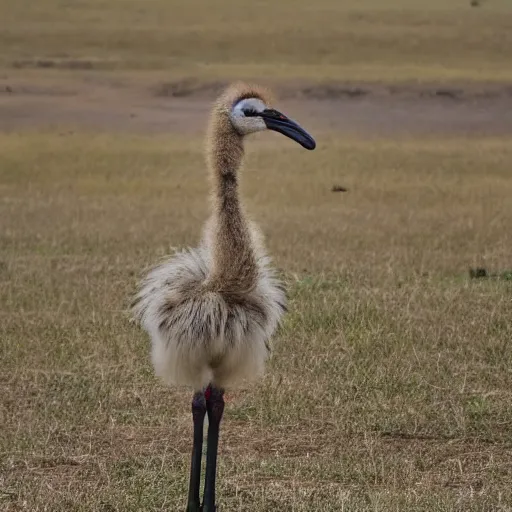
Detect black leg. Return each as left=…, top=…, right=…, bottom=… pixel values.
left=186, top=391, right=206, bottom=512
left=202, top=385, right=225, bottom=512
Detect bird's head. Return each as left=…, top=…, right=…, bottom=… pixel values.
left=215, top=82, right=316, bottom=150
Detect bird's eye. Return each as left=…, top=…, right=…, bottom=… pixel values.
left=242, top=108, right=258, bottom=117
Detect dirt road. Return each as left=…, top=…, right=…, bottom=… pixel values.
left=1, top=75, right=512, bottom=137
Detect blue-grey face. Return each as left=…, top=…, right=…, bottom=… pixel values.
left=230, top=98, right=316, bottom=150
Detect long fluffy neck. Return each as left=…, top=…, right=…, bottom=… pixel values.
left=204, top=112, right=258, bottom=292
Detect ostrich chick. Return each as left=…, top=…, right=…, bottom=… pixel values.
left=132, top=82, right=316, bottom=512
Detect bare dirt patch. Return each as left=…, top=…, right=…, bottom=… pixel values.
left=2, top=74, right=512, bottom=137
left=12, top=58, right=100, bottom=70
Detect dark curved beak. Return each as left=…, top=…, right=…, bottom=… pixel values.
left=260, top=109, right=316, bottom=150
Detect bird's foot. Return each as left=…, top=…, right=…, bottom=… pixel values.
left=186, top=502, right=216, bottom=511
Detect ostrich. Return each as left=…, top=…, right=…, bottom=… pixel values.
left=132, top=82, right=315, bottom=512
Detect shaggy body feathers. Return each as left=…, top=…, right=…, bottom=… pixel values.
left=132, top=226, right=286, bottom=390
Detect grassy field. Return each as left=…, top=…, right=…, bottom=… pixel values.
left=2, top=0, right=512, bottom=82
left=1, top=0, right=512, bottom=510
left=1, top=132, right=511, bottom=511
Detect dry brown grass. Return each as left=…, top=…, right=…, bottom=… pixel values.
left=2, top=0, right=512, bottom=509
left=1, top=132, right=511, bottom=511
left=2, top=0, right=512, bottom=82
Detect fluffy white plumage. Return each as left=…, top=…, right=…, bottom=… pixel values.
left=132, top=224, right=287, bottom=391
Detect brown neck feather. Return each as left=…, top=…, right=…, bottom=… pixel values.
left=204, top=112, right=258, bottom=292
